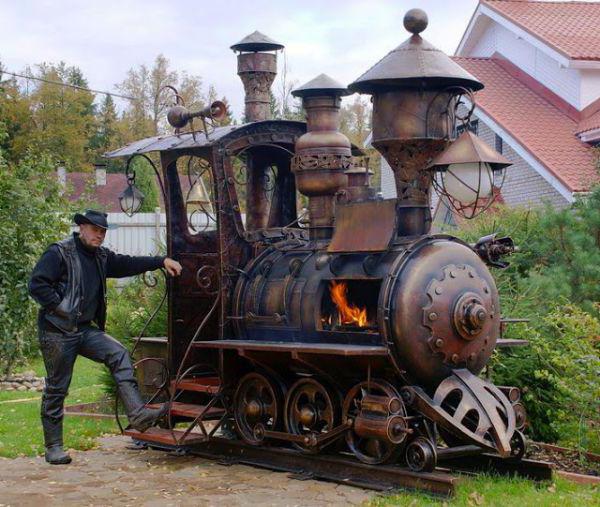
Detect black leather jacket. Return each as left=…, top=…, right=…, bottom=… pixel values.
left=29, top=234, right=165, bottom=333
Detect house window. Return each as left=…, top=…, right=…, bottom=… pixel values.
left=456, top=119, right=478, bottom=136
left=495, top=134, right=503, bottom=154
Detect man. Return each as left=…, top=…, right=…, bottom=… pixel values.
left=29, top=209, right=183, bottom=465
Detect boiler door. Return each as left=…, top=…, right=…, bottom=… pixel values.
left=386, top=239, right=499, bottom=388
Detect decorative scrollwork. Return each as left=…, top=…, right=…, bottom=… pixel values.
left=195, top=265, right=219, bottom=295
left=291, top=154, right=353, bottom=171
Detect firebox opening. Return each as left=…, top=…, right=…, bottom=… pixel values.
left=320, top=279, right=381, bottom=333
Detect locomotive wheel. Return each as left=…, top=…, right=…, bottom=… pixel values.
left=233, top=372, right=282, bottom=445
left=342, top=379, right=404, bottom=465
left=405, top=437, right=437, bottom=472
left=509, top=430, right=527, bottom=460
left=284, top=378, right=339, bottom=453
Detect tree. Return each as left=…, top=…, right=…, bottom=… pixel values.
left=0, top=62, right=34, bottom=162
left=0, top=122, right=73, bottom=374
left=23, top=63, right=96, bottom=170
left=116, top=54, right=204, bottom=139
left=131, top=157, right=160, bottom=212
left=90, top=94, right=122, bottom=172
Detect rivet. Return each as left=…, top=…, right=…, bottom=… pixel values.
left=435, top=338, right=444, bottom=348
left=484, top=287, right=489, bottom=294
left=469, top=353, right=476, bottom=361
left=450, top=271, right=456, bottom=278
left=428, top=312, right=438, bottom=321
left=468, top=271, right=475, bottom=278
left=451, top=353, right=460, bottom=364
left=435, top=287, right=443, bottom=295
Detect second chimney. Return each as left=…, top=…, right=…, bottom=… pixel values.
left=231, top=31, right=284, bottom=122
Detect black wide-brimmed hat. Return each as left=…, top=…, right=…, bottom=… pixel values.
left=73, top=209, right=113, bottom=230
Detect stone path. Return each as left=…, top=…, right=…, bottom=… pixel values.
left=0, top=435, right=374, bottom=506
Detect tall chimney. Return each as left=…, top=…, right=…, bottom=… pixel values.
left=94, top=163, right=107, bottom=186
left=231, top=31, right=284, bottom=122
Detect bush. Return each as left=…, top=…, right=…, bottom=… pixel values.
left=491, top=304, right=599, bottom=452
left=453, top=193, right=600, bottom=451
left=0, top=123, right=73, bottom=374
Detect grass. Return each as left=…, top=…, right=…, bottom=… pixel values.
left=0, top=355, right=119, bottom=458
left=371, top=475, right=599, bottom=506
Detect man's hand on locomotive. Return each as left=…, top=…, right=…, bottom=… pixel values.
left=163, top=257, right=183, bottom=277
left=27, top=209, right=182, bottom=466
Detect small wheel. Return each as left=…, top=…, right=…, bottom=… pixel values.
left=233, top=372, right=282, bottom=445
left=343, top=379, right=404, bottom=465
left=284, top=378, right=339, bottom=452
left=405, top=437, right=437, bottom=472
left=512, top=402, right=527, bottom=431
left=509, top=430, right=527, bottom=460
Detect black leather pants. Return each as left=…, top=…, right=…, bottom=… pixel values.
left=38, top=325, right=137, bottom=446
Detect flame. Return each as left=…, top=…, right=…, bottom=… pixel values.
left=330, top=281, right=368, bottom=328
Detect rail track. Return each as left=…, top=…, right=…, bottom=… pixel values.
left=125, top=431, right=553, bottom=497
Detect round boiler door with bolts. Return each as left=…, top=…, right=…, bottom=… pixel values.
left=423, top=262, right=497, bottom=372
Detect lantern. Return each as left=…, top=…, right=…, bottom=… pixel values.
left=428, top=130, right=511, bottom=218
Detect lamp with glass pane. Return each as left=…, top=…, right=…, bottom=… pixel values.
left=118, top=163, right=145, bottom=217
left=428, top=130, right=512, bottom=219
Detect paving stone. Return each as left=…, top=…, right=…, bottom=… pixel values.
left=0, top=435, right=374, bottom=506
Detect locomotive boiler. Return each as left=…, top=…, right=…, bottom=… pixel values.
left=108, top=9, right=528, bottom=477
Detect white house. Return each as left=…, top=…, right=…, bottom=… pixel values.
left=381, top=0, right=600, bottom=221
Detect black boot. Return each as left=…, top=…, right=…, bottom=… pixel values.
left=119, top=383, right=168, bottom=432
left=42, top=418, right=72, bottom=465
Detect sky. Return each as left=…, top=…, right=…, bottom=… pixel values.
left=1, top=0, right=480, bottom=120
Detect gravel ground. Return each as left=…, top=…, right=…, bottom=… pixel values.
left=0, top=435, right=374, bottom=507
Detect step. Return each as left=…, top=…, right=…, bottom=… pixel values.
left=172, top=376, right=221, bottom=394
left=124, top=427, right=206, bottom=446
left=146, top=401, right=225, bottom=419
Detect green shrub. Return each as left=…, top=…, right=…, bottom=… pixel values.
left=491, top=304, right=599, bottom=452
left=0, top=123, right=73, bottom=374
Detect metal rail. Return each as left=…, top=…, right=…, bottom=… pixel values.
left=126, top=435, right=553, bottom=497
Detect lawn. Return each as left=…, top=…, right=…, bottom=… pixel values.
left=0, top=356, right=118, bottom=458
left=371, top=475, right=599, bottom=506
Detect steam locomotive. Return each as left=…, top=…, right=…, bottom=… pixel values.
left=108, top=9, right=526, bottom=474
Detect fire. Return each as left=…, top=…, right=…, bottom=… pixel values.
left=330, top=281, right=368, bottom=328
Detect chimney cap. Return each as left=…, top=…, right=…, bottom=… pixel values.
left=292, top=73, right=351, bottom=98
left=348, top=10, right=483, bottom=94
left=230, top=30, right=284, bottom=52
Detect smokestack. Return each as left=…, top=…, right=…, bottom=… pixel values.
left=94, top=163, right=107, bottom=186
left=291, top=74, right=351, bottom=240
left=231, top=31, right=284, bottom=122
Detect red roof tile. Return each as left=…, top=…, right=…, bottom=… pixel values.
left=454, top=56, right=599, bottom=192
left=482, top=0, right=600, bottom=61
left=66, top=173, right=127, bottom=212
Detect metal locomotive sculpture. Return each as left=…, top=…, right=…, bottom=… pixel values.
left=107, top=9, right=545, bottom=492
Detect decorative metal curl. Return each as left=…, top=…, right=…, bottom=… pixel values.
left=195, top=265, right=219, bottom=295
left=124, top=153, right=167, bottom=210
left=182, top=155, right=217, bottom=232
left=425, top=85, right=477, bottom=140
left=128, top=268, right=169, bottom=358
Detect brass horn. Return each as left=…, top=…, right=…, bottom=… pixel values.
left=167, top=100, right=227, bottom=129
